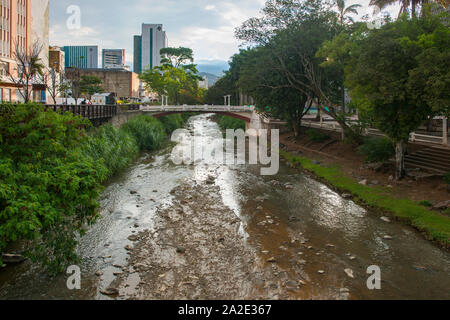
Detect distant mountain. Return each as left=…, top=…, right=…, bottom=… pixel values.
left=199, top=72, right=220, bottom=87
left=196, top=59, right=229, bottom=77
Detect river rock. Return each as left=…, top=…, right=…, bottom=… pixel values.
left=267, top=257, right=277, bottom=263
left=100, top=287, right=119, bottom=296
left=383, top=235, right=393, bottom=240
left=380, top=216, right=391, bottom=223
left=95, top=271, right=103, bottom=277
left=344, top=268, right=355, bottom=279
left=342, top=193, right=352, bottom=199
left=2, top=254, right=26, bottom=264
left=128, top=235, right=139, bottom=242
left=359, top=179, right=368, bottom=186
left=318, top=270, right=325, bottom=274
left=433, top=200, right=450, bottom=210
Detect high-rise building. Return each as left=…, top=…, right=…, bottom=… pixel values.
left=102, top=49, right=126, bottom=69
left=133, top=24, right=168, bottom=73
left=63, top=46, right=98, bottom=69
left=0, top=0, right=50, bottom=103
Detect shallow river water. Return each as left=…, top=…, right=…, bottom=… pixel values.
left=0, top=114, right=449, bottom=300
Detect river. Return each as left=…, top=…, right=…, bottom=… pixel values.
left=0, top=114, right=449, bottom=300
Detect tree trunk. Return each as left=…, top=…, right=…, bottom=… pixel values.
left=395, top=140, right=407, bottom=180
left=293, top=120, right=301, bottom=138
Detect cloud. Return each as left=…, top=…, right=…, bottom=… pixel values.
left=49, top=0, right=401, bottom=69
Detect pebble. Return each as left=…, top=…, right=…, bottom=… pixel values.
left=130, top=190, right=138, bottom=195
left=344, top=268, right=355, bottom=279
left=318, top=270, right=325, bottom=274
left=176, top=247, right=186, bottom=254
left=383, top=235, right=393, bottom=240
left=267, top=257, right=277, bottom=263
left=381, top=216, right=391, bottom=223
left=95, top=271, right=103, bottom=277
left=100, top=288, right=119, bottom=296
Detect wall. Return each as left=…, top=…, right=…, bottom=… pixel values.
left=109, top=110, right=143, bottom=128
left=67, top=68, right=141, bottom=98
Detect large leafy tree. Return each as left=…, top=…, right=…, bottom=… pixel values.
left=238, top=47, right=313, bottom=137
left=140, top=47, right=203, bottom=104
left=346, top=14, right=446, bottom=179
left=370, top=0, right=447, bottom=17
left=236, top=0, right=359, bottom=140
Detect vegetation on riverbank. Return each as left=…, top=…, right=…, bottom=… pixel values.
left=281, top=150, right=450, bottom=248
left=216, top=115, right=246, bottom=131
left=0, top=104, right=188, bottom=271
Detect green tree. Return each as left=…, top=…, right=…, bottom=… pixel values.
left=346, top=15, right=445, bottom=179
left=336, top=0, right=362, bottom=25
left=140, top=47, right=203, bottom=104
left=80, top=75, right=104, bottom=100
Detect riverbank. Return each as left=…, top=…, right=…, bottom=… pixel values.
left=0, top=104, right=191, bottom=271
left=279, top=140, right=450, bottom=249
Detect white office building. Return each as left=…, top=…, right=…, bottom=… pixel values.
left=133, top=24, right=168, bottom=73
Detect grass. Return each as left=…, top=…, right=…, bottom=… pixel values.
left=281, top=150, right=450, bottom=248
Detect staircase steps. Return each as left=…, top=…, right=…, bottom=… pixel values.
left=405, top=147, right=450, bottom=174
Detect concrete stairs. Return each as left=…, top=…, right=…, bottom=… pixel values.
left=405, top=147, right=450, bottom=174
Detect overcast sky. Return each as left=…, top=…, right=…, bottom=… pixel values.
left=49, top=0, right=400, bottom=70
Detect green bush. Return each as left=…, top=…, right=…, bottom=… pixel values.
left=0, top=107, right=189, bottom=272
left=306, top=129, right=331, bottom=142
left=82, top=125, right=139, bottom=179
left=357, top=137, right=395, bottom=163
left=122, top=115, right=166, bottom=151
left=418, top=200, right=433, bottom=207
left=158, top=114, right=187, bottom=135
left=444, top=172, right=450, bottom=185
left=0, top=104, right=107, bottom=272
left=217, top=115, right=246, bottom=131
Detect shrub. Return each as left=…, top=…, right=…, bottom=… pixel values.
left=357, top=137, right=395, bottom=163
left=0, top=104, right=107, bottom=272
left=122, top=115, right=166, bottom=151
left=217, top=115, right=246, bottom=131
left=418, top=200, right=433, bottom=207
left=306, top=129, right=331, bottom=142
left=444, top=172, right=450, bottom=185
left=158, top=114, right=187, bottom=135
left=82, top=125, right=139, bottom=178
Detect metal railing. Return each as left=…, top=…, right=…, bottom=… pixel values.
left=142, top=105, right=255, bottom=113
left=302, top=120, right=449, bottom=146
left=44, top=104, right=118, bottom=120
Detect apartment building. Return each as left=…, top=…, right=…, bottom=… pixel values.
left=0, top=0, right=49, bottom=103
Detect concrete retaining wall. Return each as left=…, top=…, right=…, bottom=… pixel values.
left=109, top=110, right=144, bottom=128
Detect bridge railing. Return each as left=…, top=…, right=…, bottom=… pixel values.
left=142, top=105, right=255, bottom=112
left=43, top=104, right=118, bottom=120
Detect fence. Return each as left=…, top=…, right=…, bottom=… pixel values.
left=44, top=104, right=118, bottom=120
left=303, top=120, right=449, bottom=146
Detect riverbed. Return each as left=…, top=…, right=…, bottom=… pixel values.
left=0, top=114, right=449, bottom=300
